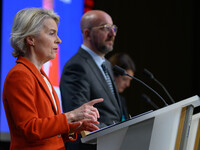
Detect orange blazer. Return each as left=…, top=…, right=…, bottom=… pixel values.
left=3, top=57, right=76, bottom=150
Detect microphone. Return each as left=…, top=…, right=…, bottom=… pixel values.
left=113, top=65, right=168, bottom=106
left=143, top=68, right=175, bottom=104
left=141, top=94, right=159, bottom=110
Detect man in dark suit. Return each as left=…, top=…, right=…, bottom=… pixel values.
left=60, top=10, right=122, bottom=150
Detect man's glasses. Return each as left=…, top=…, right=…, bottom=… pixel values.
left=92, top=24, right=118, bottom=34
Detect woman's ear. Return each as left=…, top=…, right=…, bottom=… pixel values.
left=25, top=36, right=35, bottom=46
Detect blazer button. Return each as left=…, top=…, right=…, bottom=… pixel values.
left=57, top=134, right=61, bottom=138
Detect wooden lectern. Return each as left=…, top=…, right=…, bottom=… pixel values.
left=81, top=95, right=200, bottom=150
left=186, top=112, right=200, bottom=150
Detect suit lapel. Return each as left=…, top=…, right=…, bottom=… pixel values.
left=16, top=57, right=59, bottom=114
left=78, top=48, right=122, bottom=111
left=40, top=70, right=61, bottom=114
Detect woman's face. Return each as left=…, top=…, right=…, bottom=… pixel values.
left=115, top=69, right=134, bottom=93
left=33, top=18, right=61, bottom=63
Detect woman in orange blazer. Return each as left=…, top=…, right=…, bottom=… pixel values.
left=3, top=8, right=103, bottom=150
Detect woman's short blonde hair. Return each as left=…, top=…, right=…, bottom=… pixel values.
left=10, top=8, right=60, bottom=57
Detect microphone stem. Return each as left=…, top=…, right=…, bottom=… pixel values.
left=126, top=74, right=168, bottom=106
left=141, top=94, right=159, bottom=109
left=153, top=78, right=175, bottom=104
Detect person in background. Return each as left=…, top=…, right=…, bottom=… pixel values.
left=60, top=10, right=122, bottom=150
left=109, top=52, right=136, bottom=121
left=3, top=8, right=103, bottom=150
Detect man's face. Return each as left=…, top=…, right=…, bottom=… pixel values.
left=90, top=23, right=117, bottom=55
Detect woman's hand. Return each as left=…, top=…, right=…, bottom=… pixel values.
left=65, top=98, right=103, bottom=123
left=69, top=119, right=99, bottom=133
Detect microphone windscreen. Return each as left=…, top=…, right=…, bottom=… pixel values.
left=143, top=68, right=154, bottom=79
left=112, top=65, right=126, bottom=75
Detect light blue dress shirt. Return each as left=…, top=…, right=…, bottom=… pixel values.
left=81, top=44, right=107, bottom=80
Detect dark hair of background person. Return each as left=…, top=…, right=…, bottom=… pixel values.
left=108, top=52, right=136, bottom=76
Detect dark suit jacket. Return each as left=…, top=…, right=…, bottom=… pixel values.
left=3, top=57, right=75, bottom=150
left=60, top=47, right=123, bottom=150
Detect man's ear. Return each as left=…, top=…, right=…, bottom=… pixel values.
left=25, top=36, right=35, bottom=46
left=83, top=28, right=91, bottom=40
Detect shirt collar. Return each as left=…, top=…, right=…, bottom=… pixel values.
left=81, top=44, right=105, bottom=66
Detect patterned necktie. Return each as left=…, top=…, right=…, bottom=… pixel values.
left=101, top=63, right=115, bottom=95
